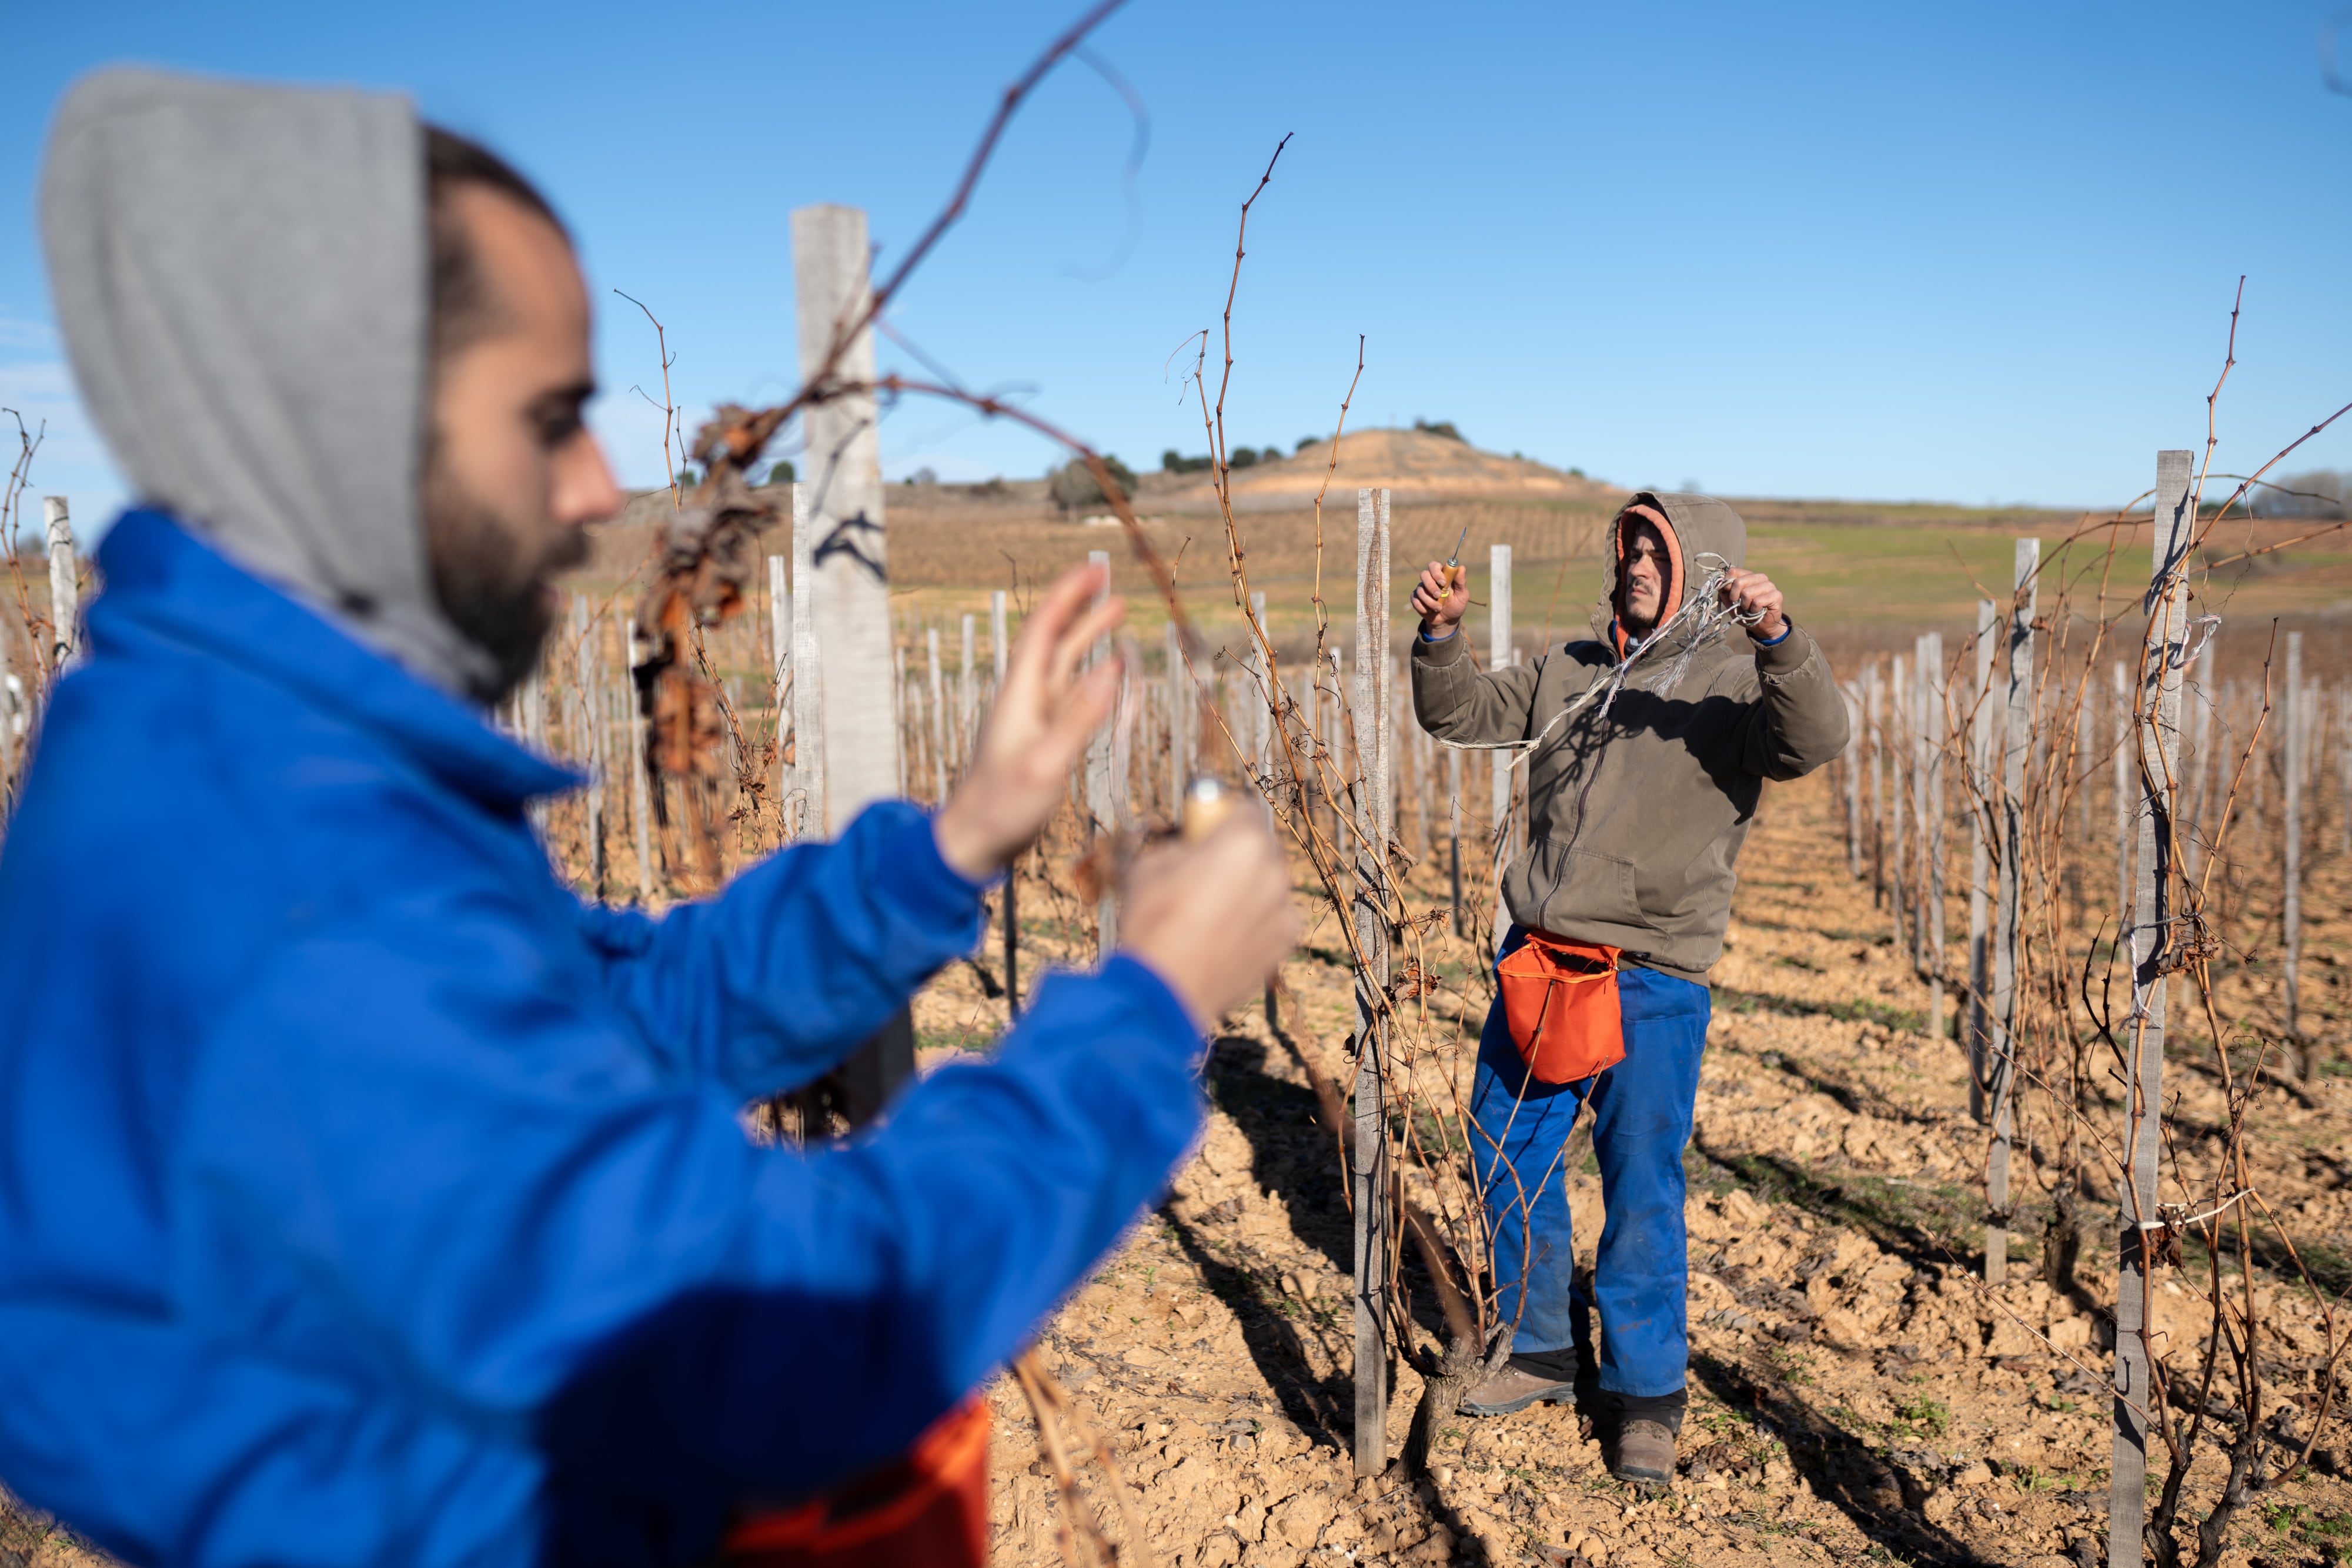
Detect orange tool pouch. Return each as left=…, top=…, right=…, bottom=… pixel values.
left=721, top=1397, right=991, bottom=1568
left=1496, top=932, right=1626, bottom=1085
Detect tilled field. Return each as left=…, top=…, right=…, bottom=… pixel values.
left=6, top=770, right=2346, bottom=1568
left=946, top=767, right=2352, bottom=1568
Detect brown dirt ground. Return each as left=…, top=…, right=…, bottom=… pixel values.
left=922, top=766, right=2352, bottom=1568
left=8, top=750, right=2348, bottom=1568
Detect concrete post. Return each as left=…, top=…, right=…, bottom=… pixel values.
left=791, top=206, right=898, bottom=829
left=2113, top=452, right=2193, bottom=1568
left=791, top=206, right=909, bottom=1116
left=1351, top=487, right=1393, bottom=1477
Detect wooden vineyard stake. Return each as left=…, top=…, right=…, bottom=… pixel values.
left=1987, top=538, right=2036, bottom=1285
left=2286, top=630, right=2305, bottom=1061
left=787, top=485, right=826, bottom=843
left=42, top=497, right=76, bottom=677
left=623, top=616, right=656, bottom=901
left=791, top=208, right=909, bottom=1119
left=1488, top=542, right=1512, bottom=954
left=993, top=590, right=1017, bottom=1018
left=1448, top=742, right=1465, bottom=940
left=1867, top=664, right=1886, bottom=906
left=959, top=613, right=975, bottom=774
left=768, top=553, right=791, bottom=828
left=2113, top=662, right=2133, bottom=930
left=1965, top=600, right=1994, bottom=1124
left=1891, top=653, right=1909, bottom=954
left=1915, top=633, right=1946, bottom=1042
left=1842, top=681, right=1865, bottom=878
left=926, top=624, right=948, bottom=805
left=1085, top=550, right=1117, bottom=957
left=2112, top=451, right=2193, bottom=1568
left=1165, top=621, right=1187, bottom=815
left=1351, top=487, right=1393, bottom=1478
left=572, top=595, right=607, bottom=898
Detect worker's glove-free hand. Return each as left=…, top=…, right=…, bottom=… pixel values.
left=1118, top=808, right=1299, bottom=1032
left=1408, top=560, right=1469, bottom=636
left=933, top=562, right=1125, bottom=881
left=1717, top=568, right=1788, bottom=643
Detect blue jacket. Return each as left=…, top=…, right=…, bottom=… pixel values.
left=0, top=512, right=1206, bottom=1567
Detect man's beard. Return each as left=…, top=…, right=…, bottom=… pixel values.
left=422, top=460, right=590, bottom=703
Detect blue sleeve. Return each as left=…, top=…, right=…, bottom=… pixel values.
left=176, top=900, right=1204, bottom=1545
left=575, top=801, right=988, bottom=1098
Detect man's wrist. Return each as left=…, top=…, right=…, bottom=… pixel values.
left=1748, top=615, right=1792, bottom=647
left=1421, top=619, right=1459, bottom=643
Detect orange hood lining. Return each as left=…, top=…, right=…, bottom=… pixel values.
left=1612, top=502, right=1685, bottom=659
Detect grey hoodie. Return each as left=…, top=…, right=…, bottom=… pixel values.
left=1412, top=492, right=1849, bottom=981
left=39, top=67, right=497, bottom=698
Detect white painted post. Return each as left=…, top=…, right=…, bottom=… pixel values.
left=1966, top=600, right=1996, bottom=1123
left=1987, top=538, right=2037, bottom=1285
left=2113, top=452, right=2193, bottom=1568
left=1352, top=486, right=1393, bottom=1477
left=624, top=617, right=655, bottom=901
left=2286, top=631, right=2306, bottom=1063
left=42, top=498, right=76, bottom=677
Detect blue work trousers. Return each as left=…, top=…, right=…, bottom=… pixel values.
left=1469, top=930, right=1709, bottom=1400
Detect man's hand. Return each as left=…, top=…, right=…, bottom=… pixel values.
left=1719, top=568, right=1788, bottom=644
left=934, top=563, right=1124, bottom=880
left=1118, top=810, right=1298, bottom=1029
left=1409, top=560, right=1470, bottom=637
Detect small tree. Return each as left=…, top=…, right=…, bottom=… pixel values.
left=1412, top=417, right=1466, bottom=443
left=1047, top=454, right=1136, bottom=516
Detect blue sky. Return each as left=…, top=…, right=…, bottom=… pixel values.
left=5, top=0, right=2352, bottom=536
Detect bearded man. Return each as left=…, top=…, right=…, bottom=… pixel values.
left=1409, top=495, right=1847, bottom=1485
left=0, top=70, right=1295, bottom=1566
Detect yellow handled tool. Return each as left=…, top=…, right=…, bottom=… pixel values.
left=1443, top=520, right=1469, bottom=597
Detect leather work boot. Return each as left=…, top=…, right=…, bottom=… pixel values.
left=1459, top=1363, right=1576, bottom=1417
left=1612, top=1417, right=1676, bottom=1487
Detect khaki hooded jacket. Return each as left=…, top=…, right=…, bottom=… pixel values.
left=1411, top=492, right=1849, bottom=982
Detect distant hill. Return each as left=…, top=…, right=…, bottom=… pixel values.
left=1153, top=427, right=1626, bottom=513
